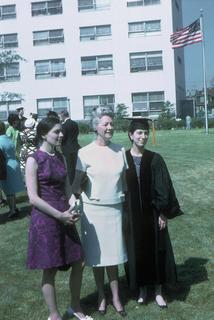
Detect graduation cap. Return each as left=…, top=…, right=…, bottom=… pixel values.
left=125, top=117, right=152, bottom=133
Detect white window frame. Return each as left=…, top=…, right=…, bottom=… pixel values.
left=0, top=63, right=20, bottom=82
left=37, top=97, right=68, bottom=118
left=0, top=33, right=18, bottom=49
left=33, top=29, right=64, bottom=46
left=81, top=55, right=113, bottom=75
left=130, top=51, right=163, bottom=72
left=0, top=5, right=16, bottom=20
left=78, top=0, right=110, bottom=12
left=132, top=91, right=164, bottom=116
left=128, top=20, right=161, bottom=36
left=83, top=94, right=114, bottom=119
left=35, top=58, right=66, bottom=79
left=127, top=0, right=160, bottom=7
left=80, top=25, right=111, bottom=41
left=31, top=0, right=62, bottom=16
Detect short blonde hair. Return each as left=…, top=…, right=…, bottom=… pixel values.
left=92, top=107, right=114, bottom=131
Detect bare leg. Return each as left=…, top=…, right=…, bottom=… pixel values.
left=106, top=265, right=124, bottom=312
left=93, top=267, right=106, bottom=311
left=155, top=284, right=167, bottom=307
left=41, top=268, right=61, bottom=320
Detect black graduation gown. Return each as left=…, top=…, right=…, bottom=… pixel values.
left=125, top=149, right=183, bottom=289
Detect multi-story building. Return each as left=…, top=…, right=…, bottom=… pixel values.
left=0, top=0, right=185, bottom=120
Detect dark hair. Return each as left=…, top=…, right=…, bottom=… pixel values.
left=31, top=113, right=38, bottom=121
left=128, top=119, right=150, bottom=134
left=60, top=110, right=69, bottom=117
left=46, top=110, right=59, bottom=119
left=0, top=121, right=6, bottom=135
left=7, top=113, right=19, bottom=126
left=36, top=117, right=60, bottom=143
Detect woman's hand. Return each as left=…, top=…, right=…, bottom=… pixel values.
left=158, top=214, right=167, bottom=230
left=59, top=209, right=80, bottom=225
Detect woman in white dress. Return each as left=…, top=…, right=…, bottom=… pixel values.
left=70, top=107, right=128, bottom=316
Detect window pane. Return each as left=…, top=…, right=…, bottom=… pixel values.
left=145, top=20, right=160, bottom=32
left=35, top=61, right=49, bottom=74
left=96, top=25, right=111, bottom=36
left=6, top=63, right=19, bottom=76
left=84, top=96, right=99, bottom=106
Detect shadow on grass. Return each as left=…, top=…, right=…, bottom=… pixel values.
left=165, top=257, right=209, bottom=302
left=0, top=204, right=31, bottom=224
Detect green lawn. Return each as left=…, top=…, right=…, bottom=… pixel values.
left=0, top=129, right=214, bottom=320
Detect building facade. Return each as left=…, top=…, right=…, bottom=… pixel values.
left=0, top=0, right=185, bottom=120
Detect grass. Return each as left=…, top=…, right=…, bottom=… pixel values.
left=0, top=128, right=214, bottom=320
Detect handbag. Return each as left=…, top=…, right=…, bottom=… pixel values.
left=0, top=149, right=7, bottom=180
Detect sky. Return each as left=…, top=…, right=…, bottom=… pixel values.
left=182, top=0, right=214, bottom=92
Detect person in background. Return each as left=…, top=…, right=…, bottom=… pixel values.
left=125, top=118, right=183, bottom=308
left=6, top=113, right=22, bottom=160
left=185, top=115, right=192, bottom=130
left=70, top=107, right=128, bottom=317
left=20, top=117, right=37, bottom=177
left=0, top=121, right=24, bottom=218
left=25, top=117, right=92, bottom=320
left=16, top=106, right=27, bottom=131
left=59, top=110, right=80, bottom=185
left=47, top=110, right=59, bottom=119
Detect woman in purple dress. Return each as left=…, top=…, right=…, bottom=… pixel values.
left=26, top=117, right=92, bottom=320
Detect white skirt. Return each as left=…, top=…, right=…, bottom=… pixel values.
left=81, top=202, right=127, bottom=267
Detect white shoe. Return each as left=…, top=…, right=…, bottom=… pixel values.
left=66, top=307, right=93, bottom=320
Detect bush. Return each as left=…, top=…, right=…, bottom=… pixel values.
left=191, top=118, right=204, bottom=128
left=113, top=118, right=130, bottom=132
left=77, top=121, right=91, bottom=134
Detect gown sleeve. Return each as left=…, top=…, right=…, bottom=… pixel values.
left=151, top=153, right=183, bottom=219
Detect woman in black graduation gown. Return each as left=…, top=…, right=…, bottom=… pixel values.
left=125, top=118, right=183, bottom=308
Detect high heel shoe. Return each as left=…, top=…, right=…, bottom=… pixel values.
left=66, top=307, right=94, bottom=320
left=111, top=302, right=127, bottom=317
left=97, top=298, right=107, bottom=315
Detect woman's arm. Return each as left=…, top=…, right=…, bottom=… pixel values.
left=25, top=157, right=77, bottom=225
left=69, top=170, right=86, bottom=206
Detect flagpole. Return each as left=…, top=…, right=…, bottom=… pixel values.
left=200, top=9, right=209, bottom=134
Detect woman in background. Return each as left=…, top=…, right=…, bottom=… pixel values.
left=0, top=121, right=24, bottom=218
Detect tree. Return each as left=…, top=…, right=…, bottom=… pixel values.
left=114, top=103, right=129, bottom=131
left=0, top=50, right=25, bottom=106
left=114, top=103, right=129, bottom=119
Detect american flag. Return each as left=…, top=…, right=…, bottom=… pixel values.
left=170, top=19, right=203, bottom=49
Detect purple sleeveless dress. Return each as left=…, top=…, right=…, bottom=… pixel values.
left=27, top=149, right=83, bottom=270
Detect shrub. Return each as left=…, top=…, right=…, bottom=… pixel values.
left=77, top=121, right=91, bottom=134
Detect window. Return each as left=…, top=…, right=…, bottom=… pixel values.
left=128, top=20, right=161, bottom=36
left=81, top=55, right=113, bottom=75
left=78, top=0, right=110, bottom=11
left=0, top=33, right=18, bottom=48
left=132, top=91, right=164, bottom=116
left=37, top=97, right=68, bottom=118
left=83, top=94, right=114, bottom=119
left=80, top=25, right=111, bottom=41
left=127, top=0, right=160, bottom=7
left=130, top=51, right=163, bottom=72
left=33, top=29, right=64, bottom=45
left=31, top=1, right=62, bottom=16
left=0, top=5, right=16, bottom=20
left=0, top=100, right=21, bottom=121
left=35, top=59, right=66, bottom=79
left=0, top=63, right=20, bottom=82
